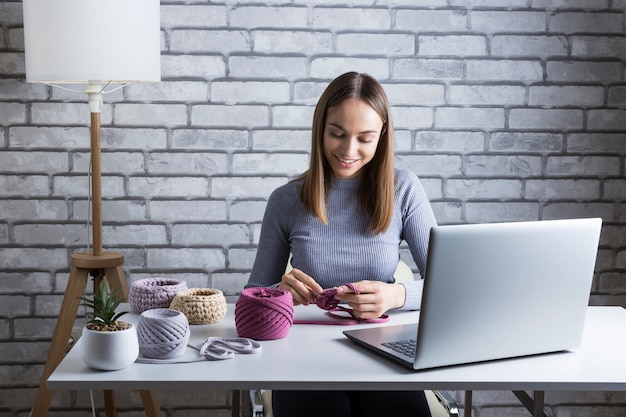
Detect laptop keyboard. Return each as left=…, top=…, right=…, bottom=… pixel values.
left=382, top=339, right=416, bottom=358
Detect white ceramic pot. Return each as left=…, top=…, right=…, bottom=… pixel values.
left=80, top=324, right=139, bottom=371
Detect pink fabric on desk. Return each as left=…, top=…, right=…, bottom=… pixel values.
left=235, top=287, right=294, bottom=340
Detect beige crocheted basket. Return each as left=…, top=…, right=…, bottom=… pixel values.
left=169, top=288, right=227, bottom=324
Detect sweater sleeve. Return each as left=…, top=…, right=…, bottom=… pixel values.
left=396, top=169, right=438, bottom=310
left=245, top=184, right=294, bottom=288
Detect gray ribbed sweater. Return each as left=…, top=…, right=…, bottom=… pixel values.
left=246, top=169, right=437, bottom=310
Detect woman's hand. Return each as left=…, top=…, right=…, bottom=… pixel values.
left=277, top=268, right=323, bottom=306
left=334, top=281, right=406, bottom=318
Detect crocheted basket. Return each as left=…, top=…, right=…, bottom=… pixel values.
left=129, top=278, right=188, bottom=313
left=169, top=288, right=227, bottom=324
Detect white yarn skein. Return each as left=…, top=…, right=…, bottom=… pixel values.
left=137, top=308, right=190, bottom=359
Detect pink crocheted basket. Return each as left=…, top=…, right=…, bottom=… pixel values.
left=129, top=278, right=188, bottom=313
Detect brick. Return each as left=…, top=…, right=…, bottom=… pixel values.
left=212, top=176, right=288, bottom=199
left=0, top=175, right=49, bottom=197
left=445, top=179, right=523, bottom=199
left=546, top=156, right=620, bottom=176
left=147, top=248, right=225, bottom=269
left=125, top=81, right=209, bottom=102
left=211, top=81, right=290, bottom=104
left=114, top=104, right=187, bottom=126
left=213, top=273, right=249, bottom=296
left=0, top=102, right=25, bottom=125
left=431, top=201, right=463, bottom=224
left=392, top=107, right=434, bottom=129
left=588, top=110, right=626, bottom=130
left=436, top=107, right=505, bottom=129
left=338, top=33, right=415, bottom=55
left=232, top=153, right=309, bottom=175
left=604, top=180, right=626, bottom=199
left=103, top=225, right=167, bottom=245
left=313, top=7, right=391, bottom=30
left=311, top=57, right=389, bottom=80
left=272, top=105, right=315, bottom=128
left=394, top=59, right=463, bottom=80
left=489, top=132, right=563, bottom=152
left=395, top=9, right=467, bottom=32
left=547, top=60, right=622, bottom=82
left=252, top=130, right=310, bottom=151
left=160, top=5, right=227, bottom=28
left=230, top=201, right=268, bottom=222
left=448, top=85, right=525, bottom=106
left=608, top=86, right=626, bottom=105
left=533, top=0, right=609, bottom=7
left=0, top=151, right=67, bottom=172
left=491, top=35, right=568, bottom=57
left=293, top=81, right=328, bottom=104
left=466, top=60, right=543, bottom=81
left=147, top=152, right=229, bottom=174
left=73, top=200, right=148, bottom=222
left=230, top=56, right=307, bottom=79
left=466, top=155, right=543, bottom=177
left=192, top=104, right=269, bottom=127
left=171, top=129, right=248, bottom=150
left=9, top=126, right=88, bottom=148
left=572, top=36, right=626, bottom=58
left=395, top=155, right=463, bottom=176
left=471, top=11, right=546, bottom=32
left=0, top=52, right=24, bottom=76
left=0, top=199, right=67, bottom=221
left=549, top=12, right=623, bottom=34
left=0, top=272, right=51, bottom=292
left=542, top=202, right=615, bottom=221
left=14, top=224, right=89, bottom=245
left=382, top=83, right=445, bottom=106
left=529, top=86, right=604, bottom=106
left=414, top=131, right=485, bottom=152
left=161, top=55, right=226, bottom=79
left=129, top=177, right=209, bottom=197
left=0, top=79, right=47, bottom=100
left=466, top=202, right=539, bottom=223
left=228, top=247, right=257, bottom=269
left=231, top=6, right=307, bottom=28
left=254, top=30, right=332, bottom=54
left=73, top=151, right=144, bottom=173
left=149, top=200, right=227, bottom=221
left=0, top=249, right=68, bottom=269
left=54, top=175, right=124, bottom=197
left=101, top=128, right=168, bottom=150
left=526, top=179, right=600, bottom=199
left=567, top=133, right=626, bottom=153
left=419, top=35, right=486, bottom=56
left=509, top=109, right=583, bottom=130
left=171, top=30, right=251, bottom=53
left=172, top=224, right=251, bottom=246
left=31, top=102, right=111, bottom=125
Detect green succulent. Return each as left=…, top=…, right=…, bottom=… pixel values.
left=78, top=279, right=129, bottom=330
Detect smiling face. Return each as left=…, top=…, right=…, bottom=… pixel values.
left=322, top=98, right=384, bottom=180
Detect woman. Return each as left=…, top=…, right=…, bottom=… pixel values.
left=246, top=72, right=436, bottom=417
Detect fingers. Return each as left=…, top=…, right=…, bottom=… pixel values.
left=335, top=281, right=405, bottom=318
left=278, top=268, right=322, bottom=306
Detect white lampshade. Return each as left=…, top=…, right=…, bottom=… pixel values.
left=23, top=0, right=161, bottom=84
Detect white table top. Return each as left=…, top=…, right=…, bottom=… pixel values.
left=48, top=305, right=626, bottom=392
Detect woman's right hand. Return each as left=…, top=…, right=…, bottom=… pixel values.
left=278, top=268, right=323, bottom=306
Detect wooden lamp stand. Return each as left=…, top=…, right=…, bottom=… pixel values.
left=31, top=103, right=161, bottom=417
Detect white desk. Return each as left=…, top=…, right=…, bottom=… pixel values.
left=49, top=306, right=626, bottom=416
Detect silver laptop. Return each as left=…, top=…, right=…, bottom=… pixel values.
left=344, top=218, right=602, bottom=370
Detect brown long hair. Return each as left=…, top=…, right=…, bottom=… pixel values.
left=299, top=72, right=395, bottom=234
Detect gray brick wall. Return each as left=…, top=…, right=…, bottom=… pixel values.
left=1, top=1, right=626, bottom=416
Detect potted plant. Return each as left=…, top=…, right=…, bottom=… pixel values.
left=77, top=279, right=139, bottom=370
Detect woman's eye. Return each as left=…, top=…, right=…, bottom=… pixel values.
left=330, top=131, right=344, bottom=138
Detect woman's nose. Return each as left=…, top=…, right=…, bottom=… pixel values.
left=341, top=137, right=357, bottom=155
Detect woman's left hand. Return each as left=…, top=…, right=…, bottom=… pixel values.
left=333, top=281, right=406, bottom=319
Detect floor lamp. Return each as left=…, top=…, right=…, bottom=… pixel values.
left=23, top=1, right=161, bottom=416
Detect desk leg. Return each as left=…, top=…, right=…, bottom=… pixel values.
left=241, top=390, right=251, bottom=417
left=512, top=391, right=547, bottom=417
left=139, top=390, right=162, bottom=417
left=464, top=390, right=472, bottom=417
left=232, top=390, right=241, bottom=417
left=104, top=390, right=117, bottom=417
